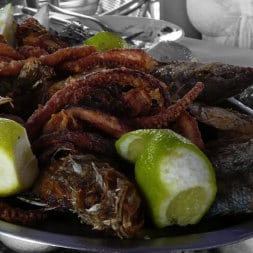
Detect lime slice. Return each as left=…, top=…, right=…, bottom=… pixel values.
left=83, top=31, right=128, bottom=51
left=115, top=129, right=217, bottom=227
left=0, top=118, right=39, bottom=197
left=0, top=3, right=15, bottom=46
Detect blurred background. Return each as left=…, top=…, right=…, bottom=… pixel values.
left=1, top=0, right=252, bottom=48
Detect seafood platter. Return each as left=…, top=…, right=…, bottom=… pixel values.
left=0, top=3, right=253, bottom=252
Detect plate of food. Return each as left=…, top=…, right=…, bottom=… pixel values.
left=0, top=3, right=253, bottom=253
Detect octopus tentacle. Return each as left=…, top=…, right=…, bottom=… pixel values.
left=0, top=96, right=13, bottom=106
left=133, top=82, right=204, bottom=128
left=61, top=48, right=158, bottom=74
left=68, top=68, right=170, bottom=107
left=16, top=18, right=67, bottom=53
left=26, top=68, right=170, bottom=140
left=39, top=45, right=96, bottom=66
left=62, top=107, right=132, bottom=138
left=0, top=59, right=26, bottom=76
left=0, top=42, right=24, bottom=60
left=0, top=199, right=47, bottom=225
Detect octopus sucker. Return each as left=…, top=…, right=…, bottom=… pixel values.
left=133, top=81, right=204, bottom=128
left=26, top=68, right=170, bottom=140
left=0, top=96, right=13, bottom=106
left=61, top=48, right=158, bottom=74
left=1, top=16, right=253, bottom=238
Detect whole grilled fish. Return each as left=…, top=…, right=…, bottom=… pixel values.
left=153, top=62, right=253, bottom=104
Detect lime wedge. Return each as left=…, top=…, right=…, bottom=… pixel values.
left=0, top=118, right=39, bottom=196
left=115, top=129, right=217, bottom=227
left=0, top=3, right=15, bottom=46
left=83, top=31, right=128, bottom=51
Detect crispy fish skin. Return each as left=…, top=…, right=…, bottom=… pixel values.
left=33, top=154, right=144, bottom=238
left=204, top=135, right=253, bottom=218
left=153, top=62, right=253, bottom=103
left=189, top=102, right=253, bottom=135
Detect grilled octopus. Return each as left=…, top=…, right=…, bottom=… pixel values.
left=26, top=67, right=203, bottom=140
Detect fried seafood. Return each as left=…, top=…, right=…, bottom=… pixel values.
left=50, top=107, right=132, bottom=138
left=0, top=16, right=253, bottom=239
left=0, top=41, right=24, bottom=60
left=153, top=61, right=253, bottom=103
left=0, top=58, right=55, bottom=118
left=32, top=130, right=116, bottom=162
left=189, top=102, right=253, bottom=135
left=0, top=199, right=47, bottom=225
left=38, top=45, right=96, bottom=67
left=32, top=154, right=143, bottom=238
left=132, top=81, right=204, bottom=129
left=26, top=67, right=171, bottom=140
left=16, top=18, right=67, bottom=53
left=0, top=45, right=96, bottom=76
left=61, top=48, right=158, bottom=74
left=0, top=60, right=26, bottom=76
left=205, top=135, right=253, bottom=219
left=0, top=96, right=12, bottom=106
left=188, top=103, right=253, bottom=218
left=172, top=110, right=204, bottom=149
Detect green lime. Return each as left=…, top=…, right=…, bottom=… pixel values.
left=0, top=3, right=15, bottom=46
left=115, top=129, right=217, bottom=228
left=0, top=118, right=39, bottom=196
left=83, top=31, right=128, bottom=51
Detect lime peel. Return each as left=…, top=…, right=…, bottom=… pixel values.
left=0, top=118, right=39, bottom=196
left=0, top=3, right=15, bottom=46
left=115, top=129, right=217, bottom=228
